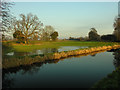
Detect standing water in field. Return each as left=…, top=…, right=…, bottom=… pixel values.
left=3, top=49, right=120, bottom=88
left=6, top=46, right=88, bottom=56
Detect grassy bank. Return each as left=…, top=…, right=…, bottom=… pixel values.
left=5, top=40, right=119, bottom=52
left=3, top=45, right=120, bottom=69
left=92, top=66, right=120, bottom=88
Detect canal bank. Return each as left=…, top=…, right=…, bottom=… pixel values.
left=2, top=45, right=120, bottom=69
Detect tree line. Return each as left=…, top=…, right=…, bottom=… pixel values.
left=69, top=18, right=120, bottom=42
left=1, top=1, right=120, bottom=43
left=88, top=18, right=120, bottom=42
left=1, top=1, right=58, bottom=43
left=12, top=13, right=58, bottom=44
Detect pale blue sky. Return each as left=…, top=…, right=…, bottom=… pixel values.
left=10, top=2, right=118, bottom=39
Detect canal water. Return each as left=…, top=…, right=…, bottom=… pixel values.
left=2, top=47, right=120, bottom=88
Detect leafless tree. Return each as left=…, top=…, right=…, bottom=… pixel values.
left=0, top=0, right=14, bottom=32
left=113, top=15, right=120, bottom=41
left=12, top=13, right=43, bottom=43
left=40, top=25, right=55, bottom=41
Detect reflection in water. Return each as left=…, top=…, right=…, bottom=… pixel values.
left=20, top=64, right=42, bottom=75
left=2, top=59, right=60, bottom=88
left=90, top=54, right=96, bottom=57
left=35, top=48, right=58, bottom=55
left=2, top=74, right=14, bottom=88
left=6, top=46, right=86, bottom=57
left=3, top=49, right=119, bottom=88
left=113, top=50, right=120, bottom=68
left=58, top=46, right=88, bottom=52
left=20, top=60, right=60, bottom=75
left=6, top=48, right=58, bottom=57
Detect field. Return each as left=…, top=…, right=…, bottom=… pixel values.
left=3, top=40, right=119, bottom=52
left=2, top=40, right=120, bottom=88
left=2, top=40, right=120, bottom=69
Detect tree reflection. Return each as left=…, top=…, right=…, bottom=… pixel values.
left=90, top=54, right=96, bottom=57
left=113, top=49, right=120, bottom=68
left=40, top=48, right=58, bottom=54
left=2, top=74, right=14, bottom=88
left=2, top=59, right=60, bottom=88
left=21, top=63, right=43, bottom=75
left=5, top=48, right=59, bottom=57
left=3, top=59, right=60, bottom=75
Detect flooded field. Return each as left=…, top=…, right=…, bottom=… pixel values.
left=6, top=46, right=88, bottom=56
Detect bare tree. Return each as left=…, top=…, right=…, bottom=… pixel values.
left=44, top=25, right=55, bottom=35
left=113, top=15, right=120, bottom=41
left=0, top=0, right=14, bottom=41
left=40, top=25, right=55, bottom=41
left=0, top=0, right=14, bottom=32
left=12, top=13, right=43, bottom=43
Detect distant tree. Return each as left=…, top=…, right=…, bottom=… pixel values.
left=88, top=28, right=100, bottom=41
left=113, top=15, right=120, bottom=41
left=50, top=31, right=58, bottom=41
left=69, top=37, right=74, bottom=40
left=79, top=37, right=84, bottom=41
left=69, top=36, right=89, bottom=41
left=44, top=25, right=55, bottom=35
left=41, top=31, right=50, bottom=41
left=101, top=34, right=116, bottom=42
left=40, top=25, right=55, bottom=41
left=12, top=13, right=43, bottom=44
left=84, top=36, right=89, bottom=41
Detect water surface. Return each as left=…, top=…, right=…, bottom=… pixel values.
left=3, top=50, right=119, bottom=88
left=6, top=46, right=88, bottom=56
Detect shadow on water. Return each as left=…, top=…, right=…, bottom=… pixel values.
left=91, top=49, right=120, bottom=88
left=2, top=48, right=120, bottom=88
left=2, top=59, right=60, bottom=88
left=107, top=48, right=120, bottom=68
left=113, top=50, right=120, bottom=68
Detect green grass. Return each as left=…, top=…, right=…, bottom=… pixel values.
left=8, top=40, right=119, bottom=52
left=3, top=45, right=120, bottom=69
left=92, top=66, right=120, bottom=88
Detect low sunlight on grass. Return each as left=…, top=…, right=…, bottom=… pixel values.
left=11, top=40, right=119, bottom=52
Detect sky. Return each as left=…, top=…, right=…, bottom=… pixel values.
left=9, top=1, right=118, bottom=39
left=9, top=0, right=119, bottom=2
